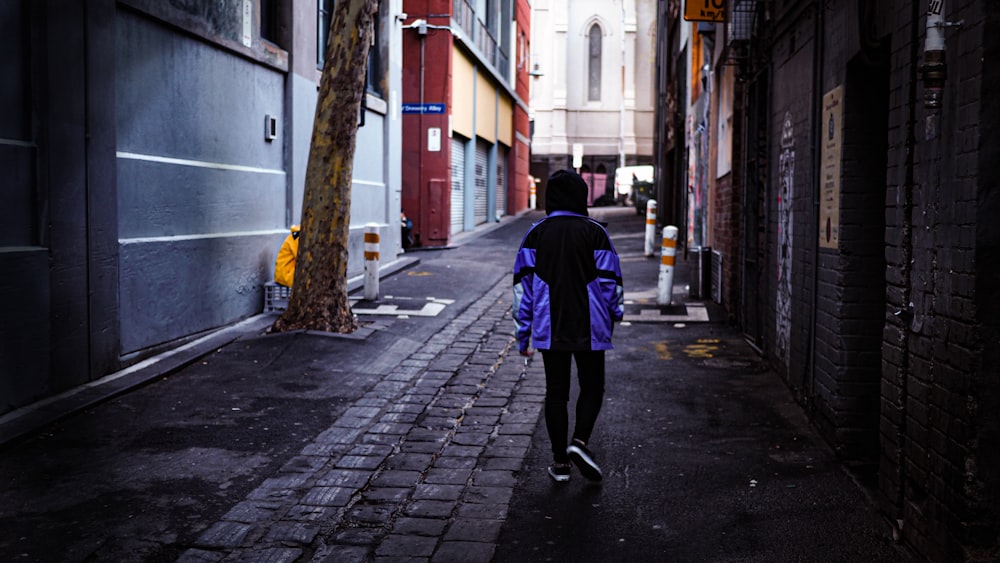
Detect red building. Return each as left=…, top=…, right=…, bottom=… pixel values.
left=402, top=0, right=531, bottom=247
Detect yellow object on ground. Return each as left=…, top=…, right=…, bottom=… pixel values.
left=274, top=225, right=300, bottom=287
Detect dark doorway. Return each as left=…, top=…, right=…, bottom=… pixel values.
left=741, top=69, right=768, bottom=351
left=839, top=40, right=890, bottom=463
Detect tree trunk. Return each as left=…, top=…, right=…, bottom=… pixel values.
left=272, top=0, right=378, bottom=334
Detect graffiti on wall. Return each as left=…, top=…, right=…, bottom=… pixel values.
left=776, top=112, right=794, bottom=367
left=687, top=114, right=697, bottom=247
left=686, top=106, right=710, bottom=249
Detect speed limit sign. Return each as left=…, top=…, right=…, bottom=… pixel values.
left=684, top=0, right=725, bottom=22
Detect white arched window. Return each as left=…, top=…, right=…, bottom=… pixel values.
left=588, top=23, right=602, bottom=101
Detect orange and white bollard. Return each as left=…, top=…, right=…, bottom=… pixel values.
left=657, top=225, right=678, bottom=305
left=644, top=199, right=658, bottom=257
left=364, top=223, right=380, bottom=300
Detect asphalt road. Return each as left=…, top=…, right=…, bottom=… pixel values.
left=0, top=205, right=907, bottom=562
left=495, top=207, right=904, bottom=562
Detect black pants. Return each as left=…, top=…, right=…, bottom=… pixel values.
left=540, top=350, right=605, bottom=464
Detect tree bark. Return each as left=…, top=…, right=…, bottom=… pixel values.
left=273, top=0, right=378, bottom=334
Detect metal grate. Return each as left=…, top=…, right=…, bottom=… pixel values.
left=726, top=0, right=759, bottom=67
left=728, top=0, right=758, bottom=43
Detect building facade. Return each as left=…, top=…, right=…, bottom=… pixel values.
left=1, top=0, right=404, bottom=415
left=400, top=0, right=532, bottom=248
left=658, top=0, right=999, bottom=558
left=529, top=0, right=657, bottom=206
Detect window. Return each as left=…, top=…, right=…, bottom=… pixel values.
left=366, top=1, right=383, bottom=97
left=588, top=24, right=602, bottom=101
left=318, top=0, right=383, bottom=98
left=476, top=0, right=488, bottom=24
left=517, top=31, right=526, bottom=70
left=261, top=0, right=282, bottom=45
left=318, top=0, right=334, bottom=68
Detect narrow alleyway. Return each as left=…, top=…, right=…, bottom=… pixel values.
left=0, top=207, right=906, bottom=562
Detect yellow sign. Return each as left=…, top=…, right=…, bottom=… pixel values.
left=684, top=0, right=725, bottom=22
left=820, top=86, right=844, bottom=249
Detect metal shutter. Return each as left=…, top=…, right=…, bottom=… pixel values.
left=474, top=140, right=489, bottom=225
left=450, top=136, right=466, bottom=235
left=496, top=146, right=507, bottom=218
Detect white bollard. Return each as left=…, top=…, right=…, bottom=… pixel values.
left=364, top=223, right=380, bottom=301
left=644, top=199, right=658, bottom=257
left=657, top=225, right=679, bottom=306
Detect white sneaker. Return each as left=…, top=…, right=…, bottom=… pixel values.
left=547, top=463, right=571, bottom=482
left=567, top=441, right=602, bottom=481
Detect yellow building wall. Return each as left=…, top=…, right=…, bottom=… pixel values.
left=498, top=94, right=513, bottom=146
left=452, top=48, right=474, bottom=139
left=475, top=72, right=496, bottom=142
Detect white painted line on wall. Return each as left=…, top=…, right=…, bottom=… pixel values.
left=0, top=138, right=35, bottom=148
left=353, top=178, right=387, bottom=189
left=120, top=229, right=288, bottom=246
left=117, top=151, right=286, bottom=175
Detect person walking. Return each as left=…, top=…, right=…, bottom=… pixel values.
left=512, top=169, right=624, bottom=482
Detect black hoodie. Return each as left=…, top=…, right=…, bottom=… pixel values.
left=545, top=169, right=589, bottom=216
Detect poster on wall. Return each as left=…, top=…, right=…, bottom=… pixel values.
left=820, top=86, right=843, bottom=250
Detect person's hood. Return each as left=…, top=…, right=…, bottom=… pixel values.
left=545, top=169, right=589, bottom=216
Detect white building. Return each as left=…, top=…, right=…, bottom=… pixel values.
left=529, top=0, right=657, bottom=204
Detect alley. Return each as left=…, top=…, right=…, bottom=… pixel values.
left=0, top=206, right=905, bottom=562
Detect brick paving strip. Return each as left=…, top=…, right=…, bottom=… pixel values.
left=179, top=277, right=545, bottom=563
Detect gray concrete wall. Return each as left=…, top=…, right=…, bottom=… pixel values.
left=1, top=0, right=119, bottom=410
left=2, top=0, right=405, bottom=414
left=0, top=250, right=50, bottom=413
left=0, top=0, right=35, bottom=247
left=116, top=9, right=287, bottom=355
left=118, top=235, right=275, bottom=353
left=0, top=0, right=50, bottom=412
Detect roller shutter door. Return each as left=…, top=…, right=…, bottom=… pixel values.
left=496, top=146, right=508, bottom=218
left=450, top=136, right=466, bottom=234
left=474, top=140, right=489, bottom=225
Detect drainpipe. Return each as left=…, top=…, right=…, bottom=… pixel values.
left=620, top=0, right=627, bottom=170
left=419, top=22, right=426, bottom=242
left=892, top=0, right=922, bottom=540
left=806, top=0, right=824, bottom=402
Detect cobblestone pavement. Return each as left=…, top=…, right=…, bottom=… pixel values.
left=179, top=276, right=541, bottom=563
left=1, top=207, right=907, bottom=562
